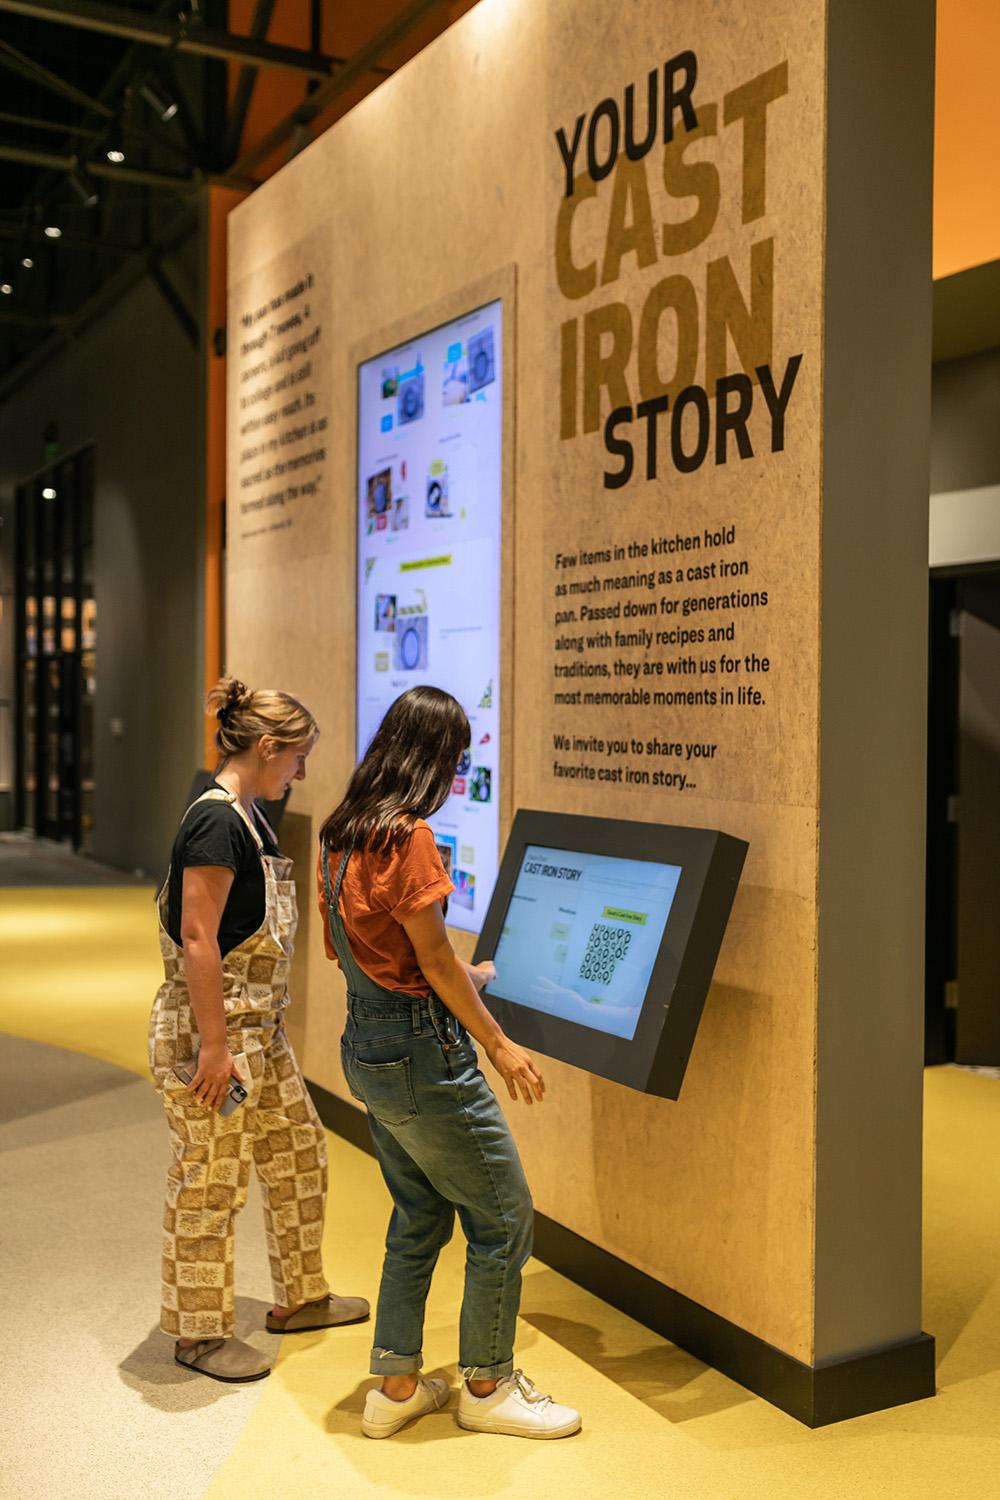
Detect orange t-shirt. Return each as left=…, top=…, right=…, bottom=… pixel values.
left=316, top=820, right=454, bottom=996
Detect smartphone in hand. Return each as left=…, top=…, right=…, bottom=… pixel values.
left=174, top=1053, right=249, bottom=1116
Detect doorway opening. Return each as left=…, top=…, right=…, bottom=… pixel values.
left=14, top=446, right=96, bottom=850
left=926, top=565, right=1000, bottom=1065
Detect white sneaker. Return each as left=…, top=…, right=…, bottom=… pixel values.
left=457, top=1369, right=581, bottom=1439
left=362, top=1376, right=450, bottom=1438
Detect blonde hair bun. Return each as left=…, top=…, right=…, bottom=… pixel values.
left=206, top=674, right=318, bottom=760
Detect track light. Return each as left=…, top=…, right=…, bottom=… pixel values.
left=140, top=80, right=178, bottom=123
left=105, top=119, right=126, bottom=163
left=70, top=165, right=99, bottom=208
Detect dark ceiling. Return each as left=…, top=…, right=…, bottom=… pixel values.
left=0, top=0, right=457, bottom=398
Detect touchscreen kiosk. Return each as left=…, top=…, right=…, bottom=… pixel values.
left=473, top=809, right=748, bottom=1099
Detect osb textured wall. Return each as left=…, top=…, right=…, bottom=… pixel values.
left=227, top=0, right=827, bottom=1361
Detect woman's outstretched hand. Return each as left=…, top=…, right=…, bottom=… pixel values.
left=400, top=903, right=546, bottom=1104
left=486, top=1035, right=545, bottom=1104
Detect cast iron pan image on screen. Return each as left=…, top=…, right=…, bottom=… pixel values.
left=398, top=372, right=425, bottom=425
left=396, top=616, right=428, bottom=670
left=426, top=478, right=448, bottom=516
left=466, top=328, right=495, bottom=394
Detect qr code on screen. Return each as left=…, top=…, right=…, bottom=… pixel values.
left=577, top=922, right=632, bottom=986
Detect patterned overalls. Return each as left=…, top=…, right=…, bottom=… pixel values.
left=149, top=788, right=330, bottom=1340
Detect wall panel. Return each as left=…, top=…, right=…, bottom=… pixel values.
left=226, top=0, right=933, bottom=1388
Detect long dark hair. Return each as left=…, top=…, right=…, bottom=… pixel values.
left=320, top=686, right=470, bottom=855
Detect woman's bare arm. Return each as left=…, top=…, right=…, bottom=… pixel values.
left=179, top=864, right=244, bottom=1111
left=401, top=902, right=544, bottom=1104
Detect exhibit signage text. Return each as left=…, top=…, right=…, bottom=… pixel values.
left=552, top=52, right=803, bottom=488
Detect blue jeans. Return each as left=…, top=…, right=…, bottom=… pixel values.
left=340, top=992, right=533, bottom=1379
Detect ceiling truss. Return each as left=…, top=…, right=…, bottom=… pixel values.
left=0, top=0, right=456, bottom=392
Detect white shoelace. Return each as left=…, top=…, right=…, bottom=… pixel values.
left=506, top=1369, right=553, bottom=1408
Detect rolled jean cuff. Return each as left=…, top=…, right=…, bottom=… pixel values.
left=370, top=1347, right=422, bottom=1376
left=458, top=1358, right=514, bottom=1381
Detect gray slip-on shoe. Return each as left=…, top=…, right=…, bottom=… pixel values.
left=265, top=1292, right=370, bottom=1333
left=174, top=1337, right=272, bottom=1383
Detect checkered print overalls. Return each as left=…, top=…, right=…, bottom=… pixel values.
left=148, top=788, right=329, bottom=1339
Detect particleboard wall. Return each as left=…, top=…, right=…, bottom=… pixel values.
left=227, top=0, right=933, bottom=1366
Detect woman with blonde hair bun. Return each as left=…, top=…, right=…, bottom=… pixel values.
left=148, top=675, right=368, bottom=1383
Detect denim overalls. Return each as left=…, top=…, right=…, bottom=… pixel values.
left=323, top=845, right=533, bottom=1380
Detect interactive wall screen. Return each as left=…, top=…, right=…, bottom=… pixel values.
left=357, top=299, right=503, bottom=934
left=474, top=809, right=748, bottom=1098
left=490, top=846, right=682, bottom=1041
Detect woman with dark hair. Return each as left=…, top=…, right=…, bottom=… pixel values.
left=149, top=676, right=368, bottom=1384
left=318, top=685, right=581, bottom=1440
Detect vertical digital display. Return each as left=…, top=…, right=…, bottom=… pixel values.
left=357, top=300, right=503, bottom=934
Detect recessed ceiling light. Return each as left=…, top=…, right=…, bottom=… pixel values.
left=1, top=283, right=12, bottom=295
left=106, top=148, right=125, bottom=163
left=21, top=256, right=34, bottom=268
left=44, top=225, right=61, bottom=238
left=42, top=488, right=57, bottom=499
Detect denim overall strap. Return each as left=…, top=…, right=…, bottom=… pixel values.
left=322, top=847, right=388, bottom=1003
left=321, top=844, right=457, bottom=1043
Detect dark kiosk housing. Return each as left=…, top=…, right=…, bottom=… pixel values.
left=473, top=809, right=748, bottom=1099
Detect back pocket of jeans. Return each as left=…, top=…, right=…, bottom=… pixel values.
left=352, top=1055, right=418, bottom=1126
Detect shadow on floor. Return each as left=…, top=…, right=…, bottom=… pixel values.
left=519, top=1309, right=753, bottom=1423
left=119, top=1298, right=276, bottom=1412
left=0, top=1033, right=138, bottom=1128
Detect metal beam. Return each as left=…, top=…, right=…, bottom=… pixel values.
left=0, top=202, right=199, bottom=402
left=0, top=141, right=258, bottom=194
left=221, top=0, right=277, bottom=166
left=0, top=310, right=69, bottom=328
left=0, top=0, right=345, bottom=79
left=0, top=220, right=136, bottom=255
left=0, top=109, right=101, bottom=138
left=149, top=255, right=199, bottom=349
left=231, top=0, right=453, bottom=178
left=0, top=39, right=114, bottom=117
left=0, top=140, right=200, bottom=193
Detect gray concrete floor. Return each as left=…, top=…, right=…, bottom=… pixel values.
left=0, top=832, right=150, bottom=888
left=0, top=1034, right=276, bottom=1500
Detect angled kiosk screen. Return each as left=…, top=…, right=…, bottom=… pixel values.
left=474, top=809, right=748, bottom=1099
left=490, top=847, right=681, bottom=1041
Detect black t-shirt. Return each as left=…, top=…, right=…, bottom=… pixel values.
left=166, top=789, right=280, bottom=957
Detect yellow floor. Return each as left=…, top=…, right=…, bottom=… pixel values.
left=4, top=885, right=1000, bottom=1500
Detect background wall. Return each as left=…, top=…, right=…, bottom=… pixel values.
left=226, top=0, right=933, bottom=1375
left=932, top=349, right=1000, bottom=495
left=0, top=246, right=205, bottom=876
left=934, top=0, right=1000, bottom=279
